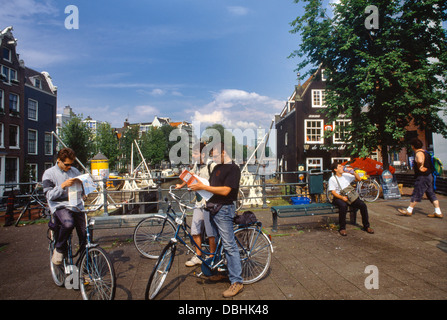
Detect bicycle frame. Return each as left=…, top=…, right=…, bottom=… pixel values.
left=164, top=186, right=268, bottom=277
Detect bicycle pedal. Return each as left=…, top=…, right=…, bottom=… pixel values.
left=217, top=264, right=227, bottom=272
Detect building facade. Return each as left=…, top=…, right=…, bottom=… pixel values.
left=1, top=26, right=25, bottom=190
left=24, top=67, right=57, bottom=181
left=276, top=67, right=352, bottom=183
left=275, top=65, right=433, bottom=183
left=1, top=26, right=57, bottom=193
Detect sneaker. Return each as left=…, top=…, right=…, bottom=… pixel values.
left=397, top=208, right=412, bottom=216
left=52, top=249, right=63, bottom=265
left=427, top=212, right=443, bottom=219
left=185, top=255, right=202, bottom=267
left=222, top=282, right=243, bottom=298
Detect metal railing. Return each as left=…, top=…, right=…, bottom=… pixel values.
left=0, top=171, right=331, bottom=218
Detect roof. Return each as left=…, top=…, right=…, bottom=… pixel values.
left=24, top=67, right=57, bottom=95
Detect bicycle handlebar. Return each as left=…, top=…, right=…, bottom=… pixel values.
left=168, top=185, right=195, bottom=211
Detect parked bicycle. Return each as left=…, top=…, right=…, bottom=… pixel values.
left=48, top=205, right=116, bottom=300
left=326, top=169, right=380, bottom=203
left=15, top=182, right=50, bottom=227
left=133, top=187, right=245, bottom=259
left=144, top=185, right=273, bottom=300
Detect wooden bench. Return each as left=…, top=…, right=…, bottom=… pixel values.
left=271, top=203, right=339, bottom=232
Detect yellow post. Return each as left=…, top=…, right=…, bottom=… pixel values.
left=91, top=153, right=109, bottom=182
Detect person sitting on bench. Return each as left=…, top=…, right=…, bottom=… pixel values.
left=328, top=162, right=374, bottom=236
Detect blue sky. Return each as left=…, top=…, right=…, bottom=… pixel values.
left=1, top=0, right=305, bottom=133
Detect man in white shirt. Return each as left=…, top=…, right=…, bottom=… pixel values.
left=328, top=162, right=374, bottom=236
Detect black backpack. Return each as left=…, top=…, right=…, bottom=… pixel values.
left=233, top=211, right=257, bottom=225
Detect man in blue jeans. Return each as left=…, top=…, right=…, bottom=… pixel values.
left=190, top=142, right=243, bottom=298
left=42, top=148, right=85, bottom=265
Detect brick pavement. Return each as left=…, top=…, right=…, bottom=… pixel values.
left=0, top=195, right=446, bottom=301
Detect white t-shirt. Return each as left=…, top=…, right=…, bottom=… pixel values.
left=328, top=173, right=355, bottom=195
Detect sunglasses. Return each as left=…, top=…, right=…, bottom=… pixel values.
left=60, top=161, right=74, bottom=167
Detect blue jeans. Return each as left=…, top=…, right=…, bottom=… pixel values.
left=210, top=204, right=243, bottom=284
left=53, top=208, right=86, bottom=253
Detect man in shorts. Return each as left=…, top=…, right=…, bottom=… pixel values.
left=176, top=142, right=217, bottom=266
left=398, top=138, right=443, bottom=218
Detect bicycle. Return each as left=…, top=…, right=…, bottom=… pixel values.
left=15, top=182, right=50, bottom=227
left=326, top=169, right=380, bottom=203
left=133, top=187, right=247, bottom=259
left=48, top=205, right=116, bottom=300
left=144, top=185, right=273, bottom=300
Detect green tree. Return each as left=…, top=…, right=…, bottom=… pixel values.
left=290, top=0, right=447, bottom=169
left=141, top=127, right=167, bottom=165
left=60, top=114, right=94, bottom=168
left=95, top=122, right=120, bottom=169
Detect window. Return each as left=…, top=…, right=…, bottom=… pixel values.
left=28, top=129, right=37, bottom=154
left=306, top=158, right=323, bottom=172
left=5, top=157, right=18, bottom=184
left=333, top=119, right=351, bottom=144
left=9, top=125, right=19, bottom=148
left=0, top=89, right=3, bottom=111
left=1, top=65, right=17, bottom=83
left=44, top=162, right=53, bottom=171
left=28, top=163, right=38, bottom=182
left=9, top=93, right=19, bottom=113
left=331, top=157, right=350, bottom=164
left=0, top=122, right=3, bottom=147
left=28, top=99, right=38, bottom=120
left=34, top=78, right=42, bottom=89
left=305, top=119, right=324, bottom=144
left=285, top=132, right=288, bottom=146
left=321, top=69, right=327, bottom=81
left=45, top=132, right=53, bottom=155
left=3, top=48, right=11, bottom=61
left=311, top=89, right=326, bottom=108
left=1, top=65, right=8, bottom=82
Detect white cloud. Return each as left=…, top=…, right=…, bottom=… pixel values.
left=0, top=0, right=58, bottom=21
left=134, top=105, right=159, bottom=117
left=227, top=6, right=250, bottom=16
left=191, top=89, right=284, bottom=131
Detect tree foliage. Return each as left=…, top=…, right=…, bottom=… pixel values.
left=95, top=122, right=120, bottom=168
left=290, top=0, right=447, bottom=168
left=60, top=114, right=94, bottom=168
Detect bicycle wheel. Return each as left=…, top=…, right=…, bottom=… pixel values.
left=234, top=226, right=272, bottom=284
left=79, top=246, right=116, bottom=300
left=49, top=232, right=65, bottom=287
left=235, top=189, right=245, bottom=211
left=134, top=215, right=176, bottom=259
left=358, top=179, right=380, bottom=202
left=145, top=242, right=177, bottom=300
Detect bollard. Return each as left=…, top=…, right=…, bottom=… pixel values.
left=4, top=191, right=15, bottom=227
